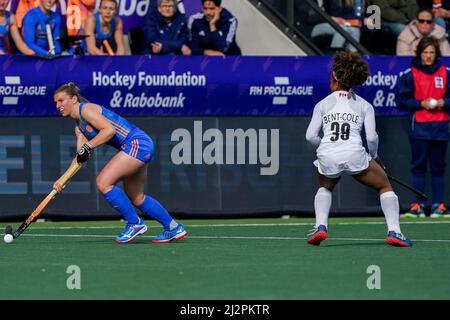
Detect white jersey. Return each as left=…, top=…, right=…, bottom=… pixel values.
left=305, top=91, right=379, bottom=177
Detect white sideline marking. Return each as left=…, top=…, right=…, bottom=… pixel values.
left=25, top=220, right=450, bottom=230
left=19, top=233, right=450, bottom=243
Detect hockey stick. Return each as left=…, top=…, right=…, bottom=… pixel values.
left=387, top=174, right=429, bottom=202
left=103, top=39, right=115, bottom=55
left=46, top=23, right=56, bottom=55
left=5, top=163, right=83, bottom=240
left=375, top=157, right=429, bottom=202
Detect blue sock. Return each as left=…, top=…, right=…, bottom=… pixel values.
left=138, top=195, right=173, bottom=230
left=431, top=175, right=445, bottom=204
left=103, top=186, right=140, bottom=224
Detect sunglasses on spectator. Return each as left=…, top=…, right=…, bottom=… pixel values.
left=417, top=19, right=433, bottom=24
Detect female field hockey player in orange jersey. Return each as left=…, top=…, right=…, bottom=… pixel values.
left=52, top=82, right=187, bottom=244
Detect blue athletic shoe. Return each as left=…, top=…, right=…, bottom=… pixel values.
left=306, top=225, right=327, bottom=246
left=115, top=219, right=148, bottom=244
left=403, top=203, right=426, bottom=218
left=385, top=231, right=413, bottom=247
left=430, top=203, right=449, bottom=218
left=152, top=224, right=187, bottom=244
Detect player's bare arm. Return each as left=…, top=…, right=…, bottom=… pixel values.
left=114, top=17, right=125, bottom=55
left=53, top=126, right=87, bottom=193
left=85, top=16, right=104, bottom=55
left=80, top=103, right=116, bottom=148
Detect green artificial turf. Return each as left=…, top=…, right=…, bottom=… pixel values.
left=1, top=217, right=449, bottom=299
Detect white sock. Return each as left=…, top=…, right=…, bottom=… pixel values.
left=380, top=191, right=401, bottom=234
left=314, top=187, right=332, bottom=228
left=169, top=219, right=178, bottom=231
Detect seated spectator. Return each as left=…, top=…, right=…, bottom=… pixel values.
left=415, top=1, right=450, bottom=30
left=311, top=0, right=366, bottom=52
left=66, top=0, right=96, bottom=36
left=189, top=0, right=241, bottom=56
left=142, top=0, right=191, bottom=55
left=371, top=0, right=417, bottom=37
left=84, top=0, right=125, bottom=55
left=430, top=0, right=450, bottom=32
left=15, top=0, right=39, bottom=29
left=397, top=8, right=450, bottom=56
left=296, top=0, right=325, bottom=33
left=22, top=0, right=61, bottom=55
left=0, top=0, right=34, bottom=54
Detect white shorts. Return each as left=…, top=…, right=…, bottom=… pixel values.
left=314, top=149, right=372, bottom=179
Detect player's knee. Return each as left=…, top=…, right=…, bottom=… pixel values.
left=130, top=194, right=145, bottom=207
left=378, top=182, right=393, bottom=194
left=317, top=187, right=333, bottom=195
left=380, top=186, right=393, bottom=194
left=96, top=176, right=113, bottom=194
left=321, top=183, right=336, bottom=192
left=380, top=190, right=397, bottom=199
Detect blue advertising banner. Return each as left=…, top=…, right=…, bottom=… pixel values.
left=0, top=55, right=429, bottom=117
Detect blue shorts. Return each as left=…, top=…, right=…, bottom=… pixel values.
left=120, top=129, right=155, bottom=164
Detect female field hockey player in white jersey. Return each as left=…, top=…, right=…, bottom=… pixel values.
left=305, top=52, right=412, bottom=247
left=52, top=83, right=187, bottom=244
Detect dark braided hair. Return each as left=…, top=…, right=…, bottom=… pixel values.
left=54, top=82, right=89, bottom=103
left=332, top=51, right=370, bottom=90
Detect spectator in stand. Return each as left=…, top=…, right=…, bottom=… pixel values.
left=430, top=0, right=450, bottom=32
left=310, top=0, right=366, bottom=52
left=142, top=0, right=191, bottom=55
left=397, top=8, right=450, bottom=56
left=0, top=0, right=34, bottom=54
left=63, top=0, right=96, bottom=55
left=416, top=1, right=450, bottom=31
left=22, top=0, right=61, bottom=55
left=15, top=0, right=39, bottom=29
left=189, top=0, right=241, bottom=56
left=84, top=0, right=125, bottom=55
left=295, top=0, right=326, bottom=36
left=371, top=0, right=418, bottom=37
left=396, top=37, right=450, bottom=218
left=66, top=0, right=96, bottom=36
